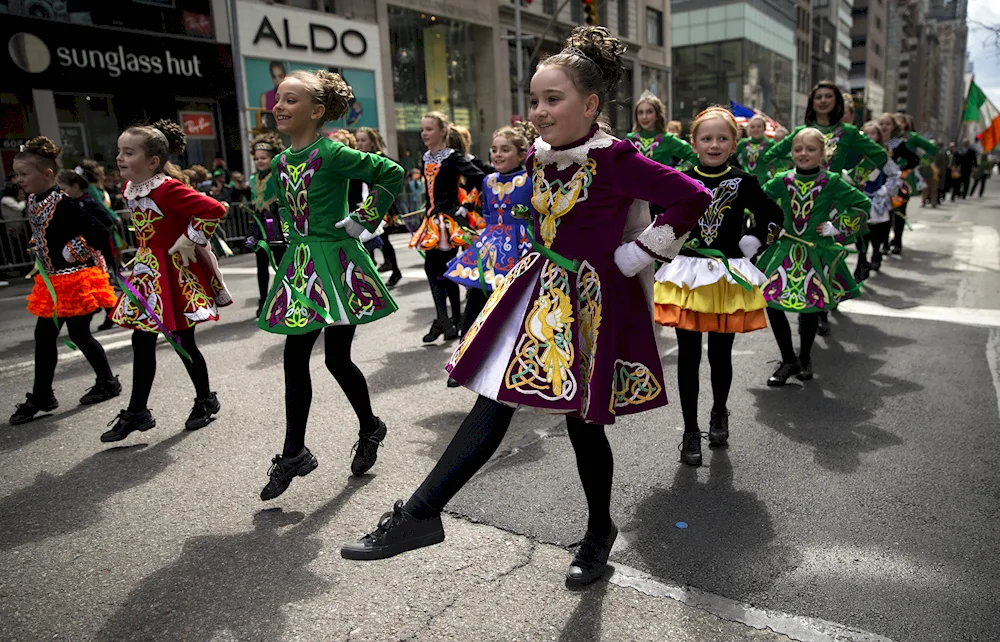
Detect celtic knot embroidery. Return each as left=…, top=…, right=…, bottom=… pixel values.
left=531, top=157, right=597, bottom=248
left=783, top=172, right=828, bottom=235
left=610, top=360, right=662, bottom=411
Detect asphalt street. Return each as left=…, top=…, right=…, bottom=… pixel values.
left=0, top=186, right=998, bottom=641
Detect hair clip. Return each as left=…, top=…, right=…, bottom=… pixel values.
left=74, top=166, right=85, bottom=176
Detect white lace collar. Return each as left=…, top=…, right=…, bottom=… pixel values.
left=124, top=174, right=171, bottom=199
left=423, top=147, right=454, bottom=165
left=533, top=129, right=616, bottom=171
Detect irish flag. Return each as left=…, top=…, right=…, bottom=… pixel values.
left=963, top=81, right=1000, bottom=152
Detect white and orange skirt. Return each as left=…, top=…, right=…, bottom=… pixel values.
left=653, top=255, right=768, bottom=333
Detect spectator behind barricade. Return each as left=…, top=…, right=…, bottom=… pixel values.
left=403, top=167, right=425, bottom=214
left=2, top=182, right=29, bottom=252
left=209, top=169, right=232, bottom=203
left=228, top=171, right=251, bottom=203
left=190, top=164, right=212, bottom=193
left=213, top=157, right=230, bottom=183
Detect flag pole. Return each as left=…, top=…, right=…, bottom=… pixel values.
left=955, top=75, right=974, bottom=145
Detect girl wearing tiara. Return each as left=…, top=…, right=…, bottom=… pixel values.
left=249, top=132, right=287, bottom=316
left=343, top=27, right=710, bottom=588
left=626, top=92, right=698, bottom=170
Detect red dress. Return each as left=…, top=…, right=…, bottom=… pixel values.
left=110, top=174, right=232, bottom=332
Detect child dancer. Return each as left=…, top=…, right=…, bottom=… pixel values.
left=9, top=138, right=121, bottom=426
left=342, top=27, right=711, bottom=587
left=881, top=112, right=936, bottom=255
left=734, top=115, right=774, bottom=186
left=55, top=169, right=117, bottom=273
left=626, top=92, right=698, bottom=170
left=356, top=127, right=403, bottom=288
left=757, top=128, right=870, bottom=386
left=849, top=121, right=900, bottom=277
left=101, top=120, right=231, bottom=442
left=443, top=121, right=538, bottom=387
left=257, top=70, right=403, bottom=499
left=654, top=107, right=783, bottom=467
left=409, top=112, right=486, bottom=343
left=249, top=132, right=287, bottom=317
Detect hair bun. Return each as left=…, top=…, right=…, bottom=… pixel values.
left=314, top=70, right=354, bottom=122
left=24, top=136, right=61, bottom=162
left=513, top=120, right=539, bottom=146
left=564, top=26, right=626, bottom=95
left=151, top=119, right=187, bottom=155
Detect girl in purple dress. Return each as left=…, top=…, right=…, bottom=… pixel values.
left=341, top=27, right=711, bottom=587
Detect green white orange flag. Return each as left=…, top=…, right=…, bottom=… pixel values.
left=963, top=81, right=1000, bottom=152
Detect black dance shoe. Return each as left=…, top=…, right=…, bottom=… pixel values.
left=255, top=299, right=264, bottom=317
left=566, top=521, right=618, bottom=588
left=80, top=376, right=122, bottom=406
left=9, top=393, right=58, bottom=426
left=443, top=319, right=460, bottom=341
left=351, top=417, right=387, bottom=476
left=96, top=317, right=116, bottom=332
left=386, top=273, right=402, bottom=289
left=423, top=320, right=444, bottom=343
left=890, top=245, right=902, bottom=255
left=853, top=260, right=870, bottom=282
left=446, top=377, right=461, bottom=388
left=708, top=408, right=730, bottom=447
left=101, top=409, right=156, bottom=442
left=185, top=392, right=221, bottom=430
left=678, top=431, right=703, bottom=467
left=797, top=358, right=814, bottom=381
left=767, top=361, right=802, bottom=387
left=871, top=255, right=882, bottom=272
left=340, top=500, right=445, bottom=560
left=378, top=263, right=393, bottom=273
left=260, top=447, right=319, bottom=501
left=816, top=317, right=831, bottom=337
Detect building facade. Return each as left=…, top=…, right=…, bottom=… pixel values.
left=811, top=0, right=852, bottom=89
left=884, top=0, right=943, bottom=138
left=795, top=0, right=814, bottom=122
left=671, top=0, right=797, bottom=128
left=848, top=0, right=887, bottom=121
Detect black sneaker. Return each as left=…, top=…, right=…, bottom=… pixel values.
left=96, top=317, right=115, bottom=332
left=255, top=299, right=264, bottom=317
left=351, top=418, right=387, bottom=476
left=767, top=361, right=802, bottom=387
left=798, top=358, right=814, bottom=381
left=678, top=431, right=703, bottom=467
left=422, top=320, right=444, bottom=343
left=9, top=393, right=58, bottom=426
left=260, top=447, right=319, bottom=501
left=378, top=263, right=393, bottom=273
left=442, top=319, right=459, bottom=341
left=101, top=409, right=156, bottom=442
left=708, top=408, right=730, bottom=447
left=816, top=316, right=831, bottom=336
left=340, top=500, right=445, bottom=560
left=566, top=521, right=618, bottom=588
left=185, top=392, right=220, bottom=430
left=871, top=255, right=882, bottom=272
left=79, top=375, right=122, bottom=405
left=890, top=245, right=902, bottom=255
left=386, top=273, right=402, bottom=289
left=853, top=261, right=870, bottom=282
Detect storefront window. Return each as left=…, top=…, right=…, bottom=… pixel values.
left=54, top=94, right=119, bottom=167
left=389, top=6, right=481, bottom=170
left=0, top=0, right=216, bottom=39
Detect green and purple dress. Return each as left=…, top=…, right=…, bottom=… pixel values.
left=757, top=168, right=871, bottom=314
left=626, top=130, right=698, bottom=170
left=762, top=122, right=887, bottom=175
left=258, top=136, right=404, bottom=334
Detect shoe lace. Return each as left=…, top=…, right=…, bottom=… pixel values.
left=575, top=528, right=612, bottom=564
left=677, top=432, right=706, bottom=453
left=351, top=431, right=384, bottom=458
left=107, top=410, right=128, bottom=427
left=364, top=500, right=405, bottom=542
left=266, top=454, right=286, bottom=478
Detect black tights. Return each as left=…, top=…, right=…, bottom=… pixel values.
left=282, top=325, right=376, bottom=456
left=255, top=245, right=287, bottom=302
left=461, top=288, right=488, bottom=337
left=891, top=200, right=908, bottom=249
left=767, top=308, right=819, bottom=364
left=32, top=313, right=113, bottom=397
left=424, top=248, right=461, bottom=325
left=675, top=329, right=735, bottom=433
left=128, top=328, right=211, bottom=412
left=406, top=395, right=615, bottom=535
left=378, top=231, right=400, bottom=275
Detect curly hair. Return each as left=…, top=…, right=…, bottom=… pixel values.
left=123, top=119, right=188, bottom=185
left=15, top=136, right=61, bottom=172
left=493, top=121, right=539, bottom=157
left=189, top=164, right=210, bottom=184
left=285, top=69, right=354, bottom=124
left=538, top=26, right=627, bottom=121
left=251, top=131, right=285, bottom=158
left=329, top=129, right=357, bottom=149
left=632, top=91, right=667, bottom=135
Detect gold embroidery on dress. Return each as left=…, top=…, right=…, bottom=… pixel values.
left=576, top=262, right=602, bottom=415
left=610, top=359, right=663, bottom=412
left=531, top=157, right=597, bottom=248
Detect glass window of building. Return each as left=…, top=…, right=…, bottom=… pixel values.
left=2, top=0, right=216, bottom=39
left=543, top=0, right=557, bottom=14
left=608, top=61, right=634, bottom=135
left=618, top=0, right=629, bottom=37
left=389, top=7, right=481, bottom=171
left=646, top=8, right=664, bottom=46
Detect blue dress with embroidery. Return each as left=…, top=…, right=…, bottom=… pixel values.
left=445, top=168, right=534, bottom=291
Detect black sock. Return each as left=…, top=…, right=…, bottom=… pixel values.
left=176, top=328, right=211, bottom=398
left=766, top=308, right=797, bottom=363
left=32, top=316, right=60, bottom=398
left=799, top=314, right=819, bottom=363
left=128, top=330, right=158, bottom=412
left=282, top=330, right=321, bottom=456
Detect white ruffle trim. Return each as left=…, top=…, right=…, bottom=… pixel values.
left=124, top=174, right=170, bottom=199
left=533, top=130, right=616, bottom=170
left=654, top=255, right=767, bottom=289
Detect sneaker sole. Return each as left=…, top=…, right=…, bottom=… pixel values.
left=10, top=402, right=60, bottom=425
left=340, top=529, right=445, bottom=561
left=708, top=434, right=729, bottom=447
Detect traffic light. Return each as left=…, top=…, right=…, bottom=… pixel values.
left=582, top=0, right=598, bottom=25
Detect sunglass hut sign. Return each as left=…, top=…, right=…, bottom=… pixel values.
left=57, top=46, right=204, bottom=78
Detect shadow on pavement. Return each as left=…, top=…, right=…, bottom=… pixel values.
left=364, top=342, right=456, bottom=394
left=557, top=579, right=610, bottom=641
left=96, top=477, right=371, bottom=641
left=410, top=410, right=470, bottom=461
left=750, top=314, right=918, bottom=473
left=0, top=432, right=191, bottom=551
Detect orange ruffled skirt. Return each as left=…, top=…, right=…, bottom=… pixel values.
left=27, top=266, right=117, bottom=319
left=653, top=256, right=768, bottom=333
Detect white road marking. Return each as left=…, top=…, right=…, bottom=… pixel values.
left=221, top=267, right=427, bottom=279
left=0, top=293, right=30, bottom=303
left=0, top=335, right=145, bottom=374
left=953, top=225, right=1000, bottom=273
left=839, top=300, right=1000, bottom=327
left=608, top=561, right=896, bottom=642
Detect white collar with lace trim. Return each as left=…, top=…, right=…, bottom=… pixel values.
left=533, top=130, right=616, bottom=171
left=423, top=147, right=454, bottom=165
left=124, top=174, right=171, bottom=199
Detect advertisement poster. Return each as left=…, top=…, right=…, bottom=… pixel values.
left=244, top=57, right=378, bottom=131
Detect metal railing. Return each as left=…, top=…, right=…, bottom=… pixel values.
left=0, top=203, right=258, bottom=278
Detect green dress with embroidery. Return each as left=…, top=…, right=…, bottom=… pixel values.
left=625, top=131, right=698, bottom=170
left=258, top=136, right=404, bottom=335
left=757, top=169, right=871, bottom=314
left=762, top=122, right=887, bottom=175
left=734, top=137, right=774, bottom=185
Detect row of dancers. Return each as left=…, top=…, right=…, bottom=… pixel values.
left=8, top=26, right=937, bottom=588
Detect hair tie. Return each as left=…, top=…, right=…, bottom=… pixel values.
left=74, top=166, right=84, bottom=176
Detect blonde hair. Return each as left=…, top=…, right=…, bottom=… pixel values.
left=446, top=127, right=468, bottom=156
left=861, top=120, right=884, bottom=146
left=123, top=119, right=189, bottom=185
left=632, top=91, right=667, bottom=134
left=748, top=115, right=767, bottom=129
left=330, top=129, right=357, bottom=149
left=666, top=120, right=682, bottom=135
left=423, top=111, right=450, bottom=134
left=793, top=127, right=825, bottom=148
left=493, top=121, right=539, bottom=157
left=356, top=127, right=385, bottom=154
left=689, top=106, right=739, bottom=142
left=284, top=69, right=354, bottom=124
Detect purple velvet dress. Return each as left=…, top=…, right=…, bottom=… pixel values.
left=445, top=127, right=712, bottom=425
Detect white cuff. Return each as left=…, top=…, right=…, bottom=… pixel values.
left=635, top=222, right=688, bottom=261
left=614, top=241, right=654, bottom=277
left=336, top=217, right=367, bottom=238
left=738, top=235, right=762, bottom=258
left=62, top=246, right=76, bottom=263
left=819, top=221, right=841, bottom=237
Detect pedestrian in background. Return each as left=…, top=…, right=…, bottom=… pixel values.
left=970, top=153, right=992, bottom=198
left=356, top=127, right=404, bottom=288
left=402, top=167, right=425, bottom=214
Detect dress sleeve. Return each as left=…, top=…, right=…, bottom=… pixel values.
left=909, top=134, right=938, bottom=158
left=829, top=175, right=870, bottom=244
left=60, top=198, right=110, bottom=265
left=335, top=145, right=405, bottom=232
left=848, top=126, right=888, bottom=171
left=158, top=179, right=227, bottom=245
left=742, top=175, right=784, bottom=246
left=610, top=142, right=712, bottom=260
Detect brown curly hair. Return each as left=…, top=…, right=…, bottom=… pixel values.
left=123, top=119, right=189, bottom=185
left=251, top=131, right=285, bottom=158
left=329, top=129, right=357, bottom=149
left=15, top=136, right=61, bottom=172
left=538, top=26, right=627, bottom=120
left=355, top=127, right=385, bottom=154
left=447, top=126, right=468, bottom=156
left=285, top=69, right=354, bottom=124
left=493, top=121, right=539, bottom=157
left=189, top=164, right=210, bottom=184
